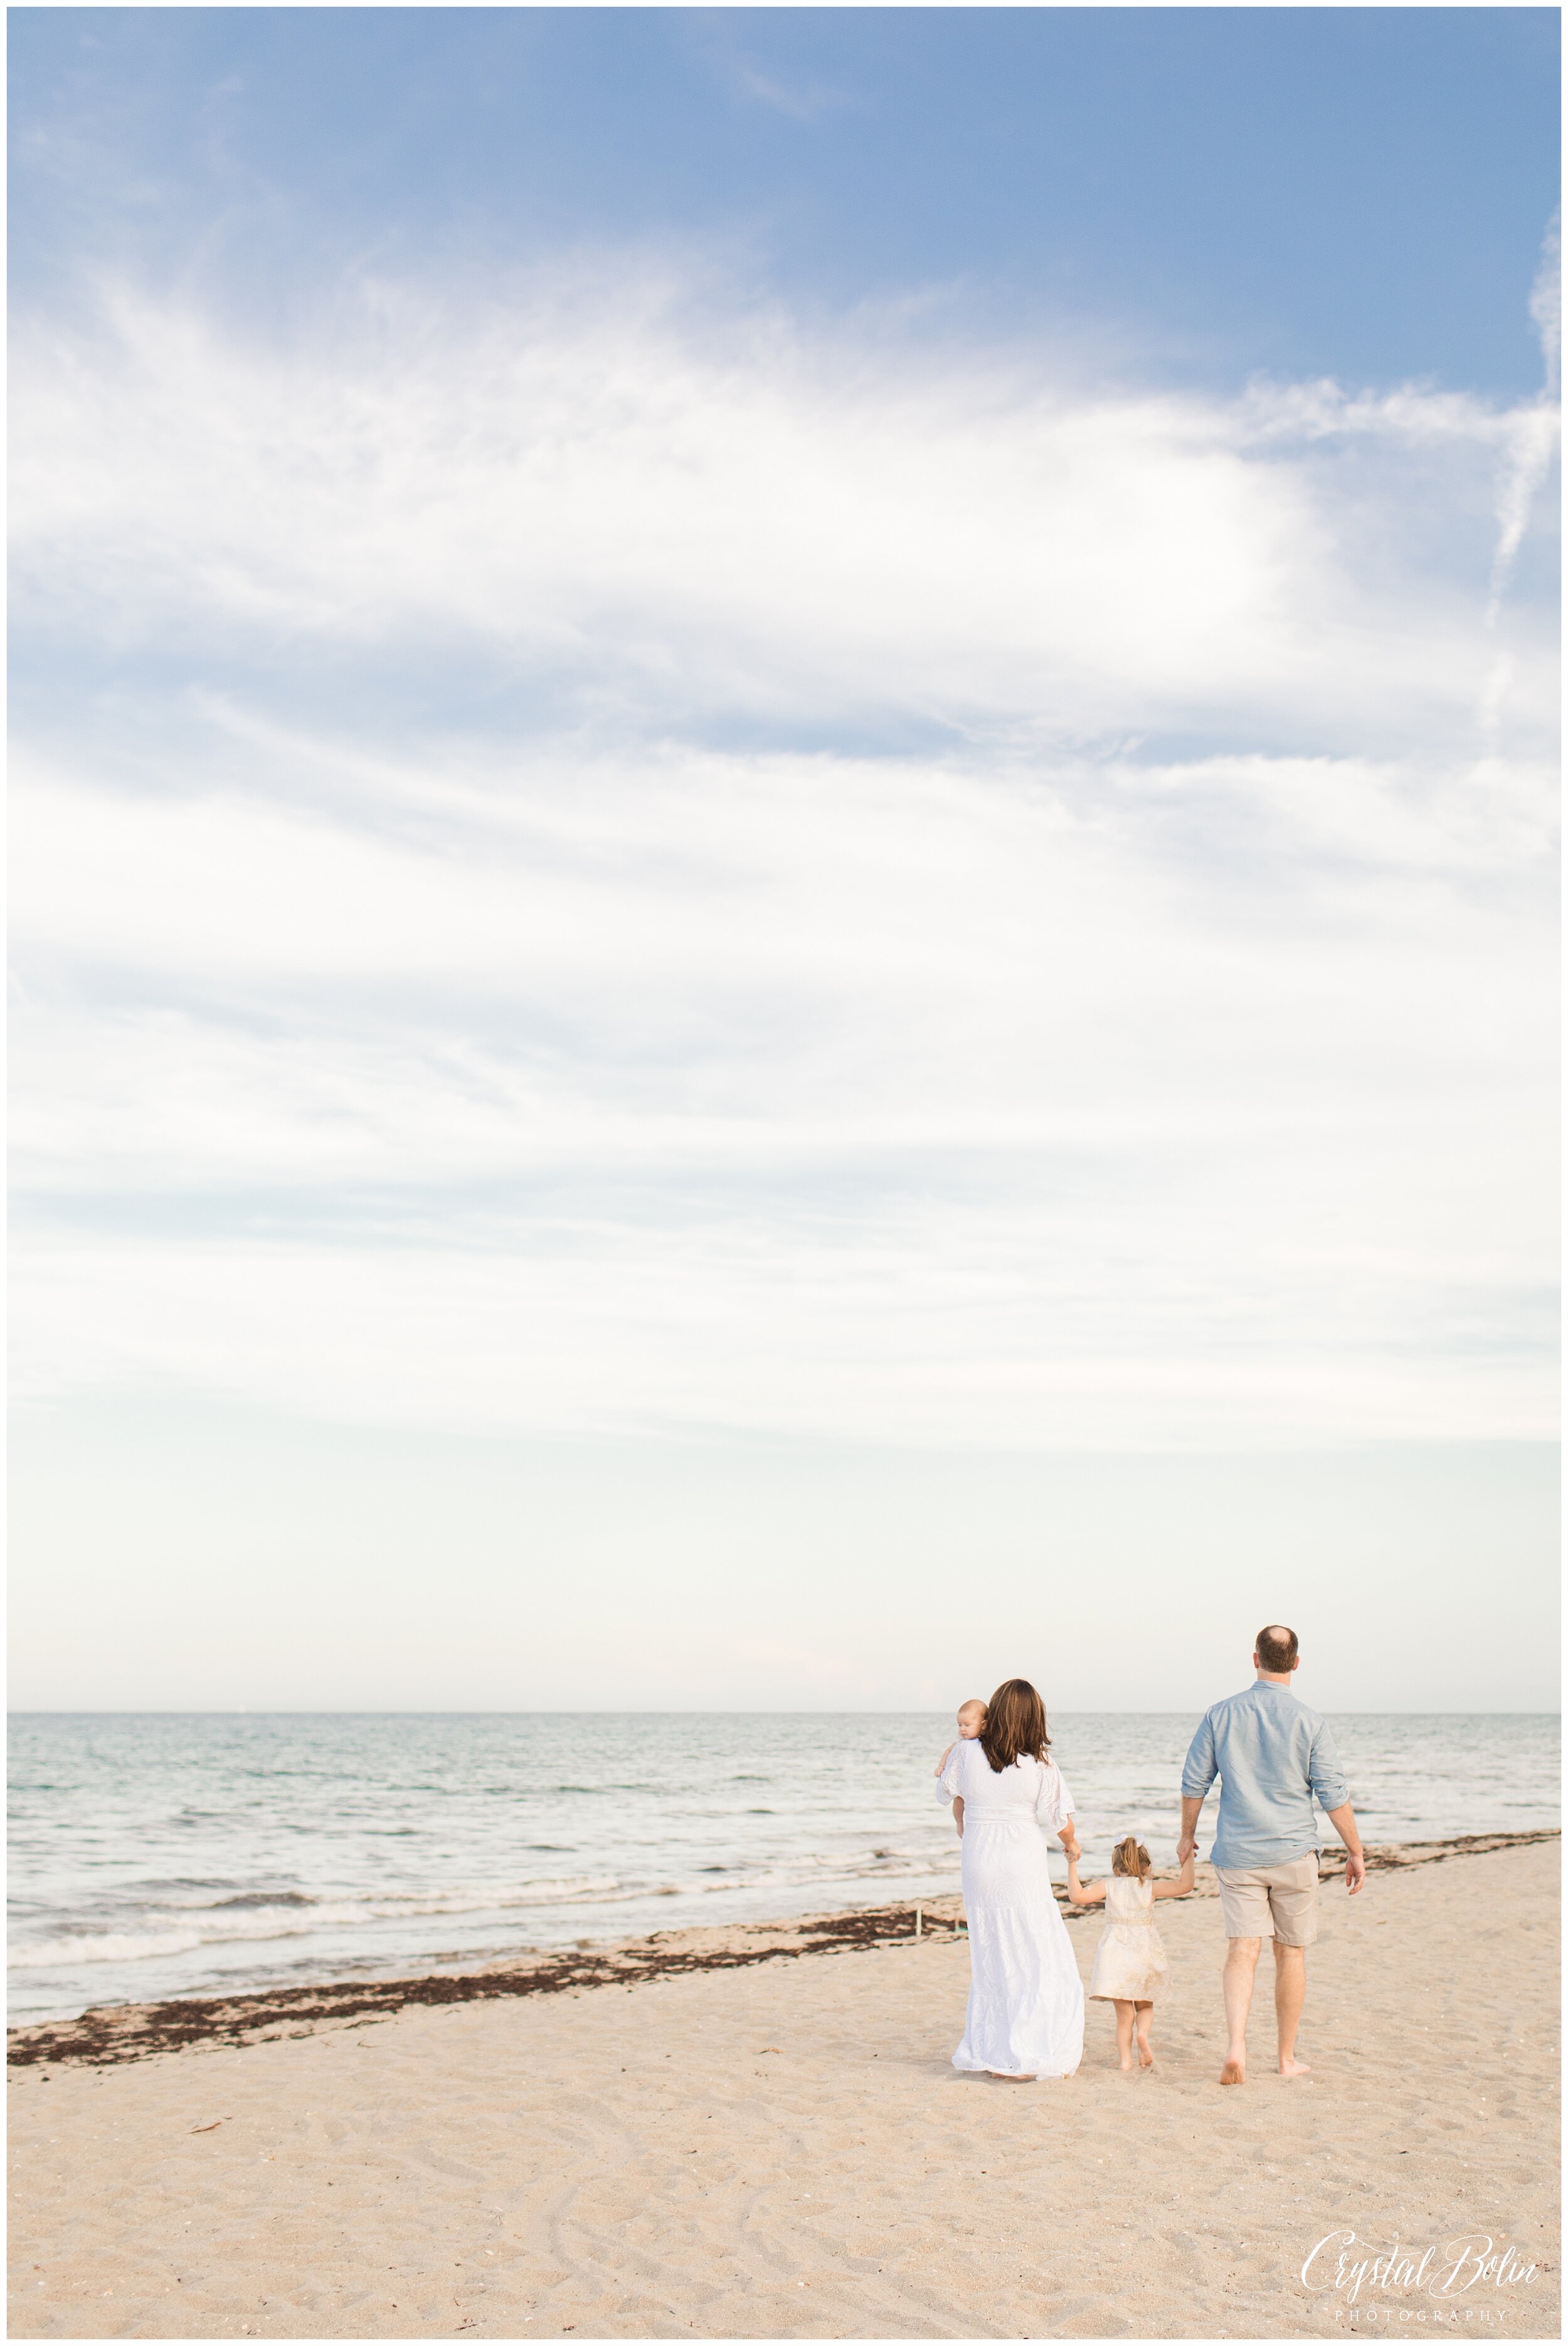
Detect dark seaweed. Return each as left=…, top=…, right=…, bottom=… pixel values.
left=9, top=1830, right=1553, bottom=2073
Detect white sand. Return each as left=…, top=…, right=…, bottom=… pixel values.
left=9, top=1839, right=1558, bottom=2338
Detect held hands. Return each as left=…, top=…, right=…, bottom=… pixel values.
left=1064, top=1848, right=1103, bottom=1907
left=1175, top=1833, right=1198, bottom=1864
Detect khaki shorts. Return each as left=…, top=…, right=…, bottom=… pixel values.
left=1213, top=1853, right=1320, bottom=1945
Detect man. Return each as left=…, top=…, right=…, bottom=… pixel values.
left=1178, top=1625, right=1365, bottom=2085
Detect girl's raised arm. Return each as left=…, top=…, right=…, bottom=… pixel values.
left=1066, top=1853, right=1105, bottom=1906
left=1152, top=1849, right=1196, bottom=1901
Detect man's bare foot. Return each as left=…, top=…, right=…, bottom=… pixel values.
left=1278, top=2057, right=1311, bottom=2078
left=1220, top=2058, right=1245, bottom=2086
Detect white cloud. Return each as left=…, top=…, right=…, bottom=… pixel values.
left=10, top=275, right=1557, bottom=753
left=11, top=731, right=1555, bottom=1448
left=1528, top=210, right=1560, bottom=400
left=1485, top=213, right=1561, bottom=631
left=9, top=270, right=1559, bottom=1452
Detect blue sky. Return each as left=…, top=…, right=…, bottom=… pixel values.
left=11, top=9, right=1559, bottom=391
left=9, top=9, right=1560, bottom=1712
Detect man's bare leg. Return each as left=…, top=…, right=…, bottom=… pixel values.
left=1273, top=1940, right=1310, bottom=2076
left=1221, top=1936, right=1261, bottom=2083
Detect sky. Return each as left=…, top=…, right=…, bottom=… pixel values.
left=9, top=7, right=1560, bottom=1714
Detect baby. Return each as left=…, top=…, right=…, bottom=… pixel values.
left=936, top=1698, right=988, bottom=1836
left=935, top=1697, right=988, bottom=1778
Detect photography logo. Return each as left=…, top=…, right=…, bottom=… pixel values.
left=1302, top=2231, right=1541, bottom=2323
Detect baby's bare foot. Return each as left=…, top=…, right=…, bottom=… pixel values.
left=1278, top=2056, right=1311, bottom=2079
left=1220, top=2058, right=1245, bottom=2086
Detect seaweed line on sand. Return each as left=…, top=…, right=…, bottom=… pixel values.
left=9, top=1829, right=1555, bottom=2073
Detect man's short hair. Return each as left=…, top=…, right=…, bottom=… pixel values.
left=1256, top=1623, right=1299, bottom=1673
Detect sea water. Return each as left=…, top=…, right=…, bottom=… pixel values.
left=8, top=1711, right=1558, bottom=2024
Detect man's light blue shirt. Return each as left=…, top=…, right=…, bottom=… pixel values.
left=1181, top=1680, right=1350, bottom=1870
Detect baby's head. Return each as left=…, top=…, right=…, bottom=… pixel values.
left=1111, top=1835, right=1152, bottom=1880
left=956, top=1699, right=988, bottom=1741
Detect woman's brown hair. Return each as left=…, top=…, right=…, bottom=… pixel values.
left=1112, top=1836, right=1152, bottom=1879
left=980, top=1678, right=1051, bottom=1773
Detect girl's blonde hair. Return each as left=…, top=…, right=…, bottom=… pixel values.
left=1111, top=1835, right=1152, bottom=1879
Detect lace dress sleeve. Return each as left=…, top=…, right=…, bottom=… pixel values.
left=937, top=1741, right=967, bottom=1803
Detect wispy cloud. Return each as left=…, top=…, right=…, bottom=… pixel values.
left=687, top=18, right=854, bottom=123
left=11, top=275, right=1557, bottom=760
left=1529, top=210, right=1561, bottom=398
left=9, top=265, right=1558, bottom=1452
left=1471, top=211, right=1562, bottom=758
left=726, top=58, right=849, bottom=124
left=1483, top=215, right=1562, bottom=632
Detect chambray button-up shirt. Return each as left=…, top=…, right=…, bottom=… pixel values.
left=1181, top=1680, right=1350, bottom=1870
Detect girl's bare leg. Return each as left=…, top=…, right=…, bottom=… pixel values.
left=1135, top=2000, right=1154, bottom=2066
left=1113, top=2000, right=1136, bottom=2070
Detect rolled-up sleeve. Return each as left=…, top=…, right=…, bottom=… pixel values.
left=1307, top=1719, right=1350, bottom=1813
left=1181, top=1711, right=1218, bottom=1800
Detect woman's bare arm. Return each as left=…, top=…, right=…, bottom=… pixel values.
left=951, top=1795, right=965, bottom=1837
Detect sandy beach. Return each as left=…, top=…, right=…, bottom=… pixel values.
left=9, top=1834, right=1557, bottom=2339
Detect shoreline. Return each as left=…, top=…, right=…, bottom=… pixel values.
left=10, top=1825, right=1555, bottom=2073
left=9, top=1833, right=1558, bottom=2339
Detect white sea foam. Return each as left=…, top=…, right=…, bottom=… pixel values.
left=8, top=1712, right=1558, bottom=2024
left=11, top=1876, right=632, bottom=1970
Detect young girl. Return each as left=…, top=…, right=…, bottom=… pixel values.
left=1067, top=1834, right=1194, bottom=2071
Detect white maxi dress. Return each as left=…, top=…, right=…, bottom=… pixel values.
left=938, top=1739, right=1084, bottom=2079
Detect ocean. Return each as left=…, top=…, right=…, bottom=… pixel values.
left=8, top=1710, right=1559, bottom=2026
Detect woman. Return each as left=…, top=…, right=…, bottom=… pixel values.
left=937, top=1677, right=1084, bottom=2081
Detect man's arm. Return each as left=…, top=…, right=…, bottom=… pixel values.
left=1307, top=1720, right=1362, bottom=1891
left=1325, top=1799, right=1365, bottom=1894
left=1177, top=1712, right=1217, bottom=1861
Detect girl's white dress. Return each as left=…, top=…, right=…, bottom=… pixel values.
left=937, top=1739, right=1084, bottom=2080
left=1088, top=1875, right=1169, bottom=2002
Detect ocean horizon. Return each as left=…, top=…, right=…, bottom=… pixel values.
left=10, top=1709, right=1559, bottom=2026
